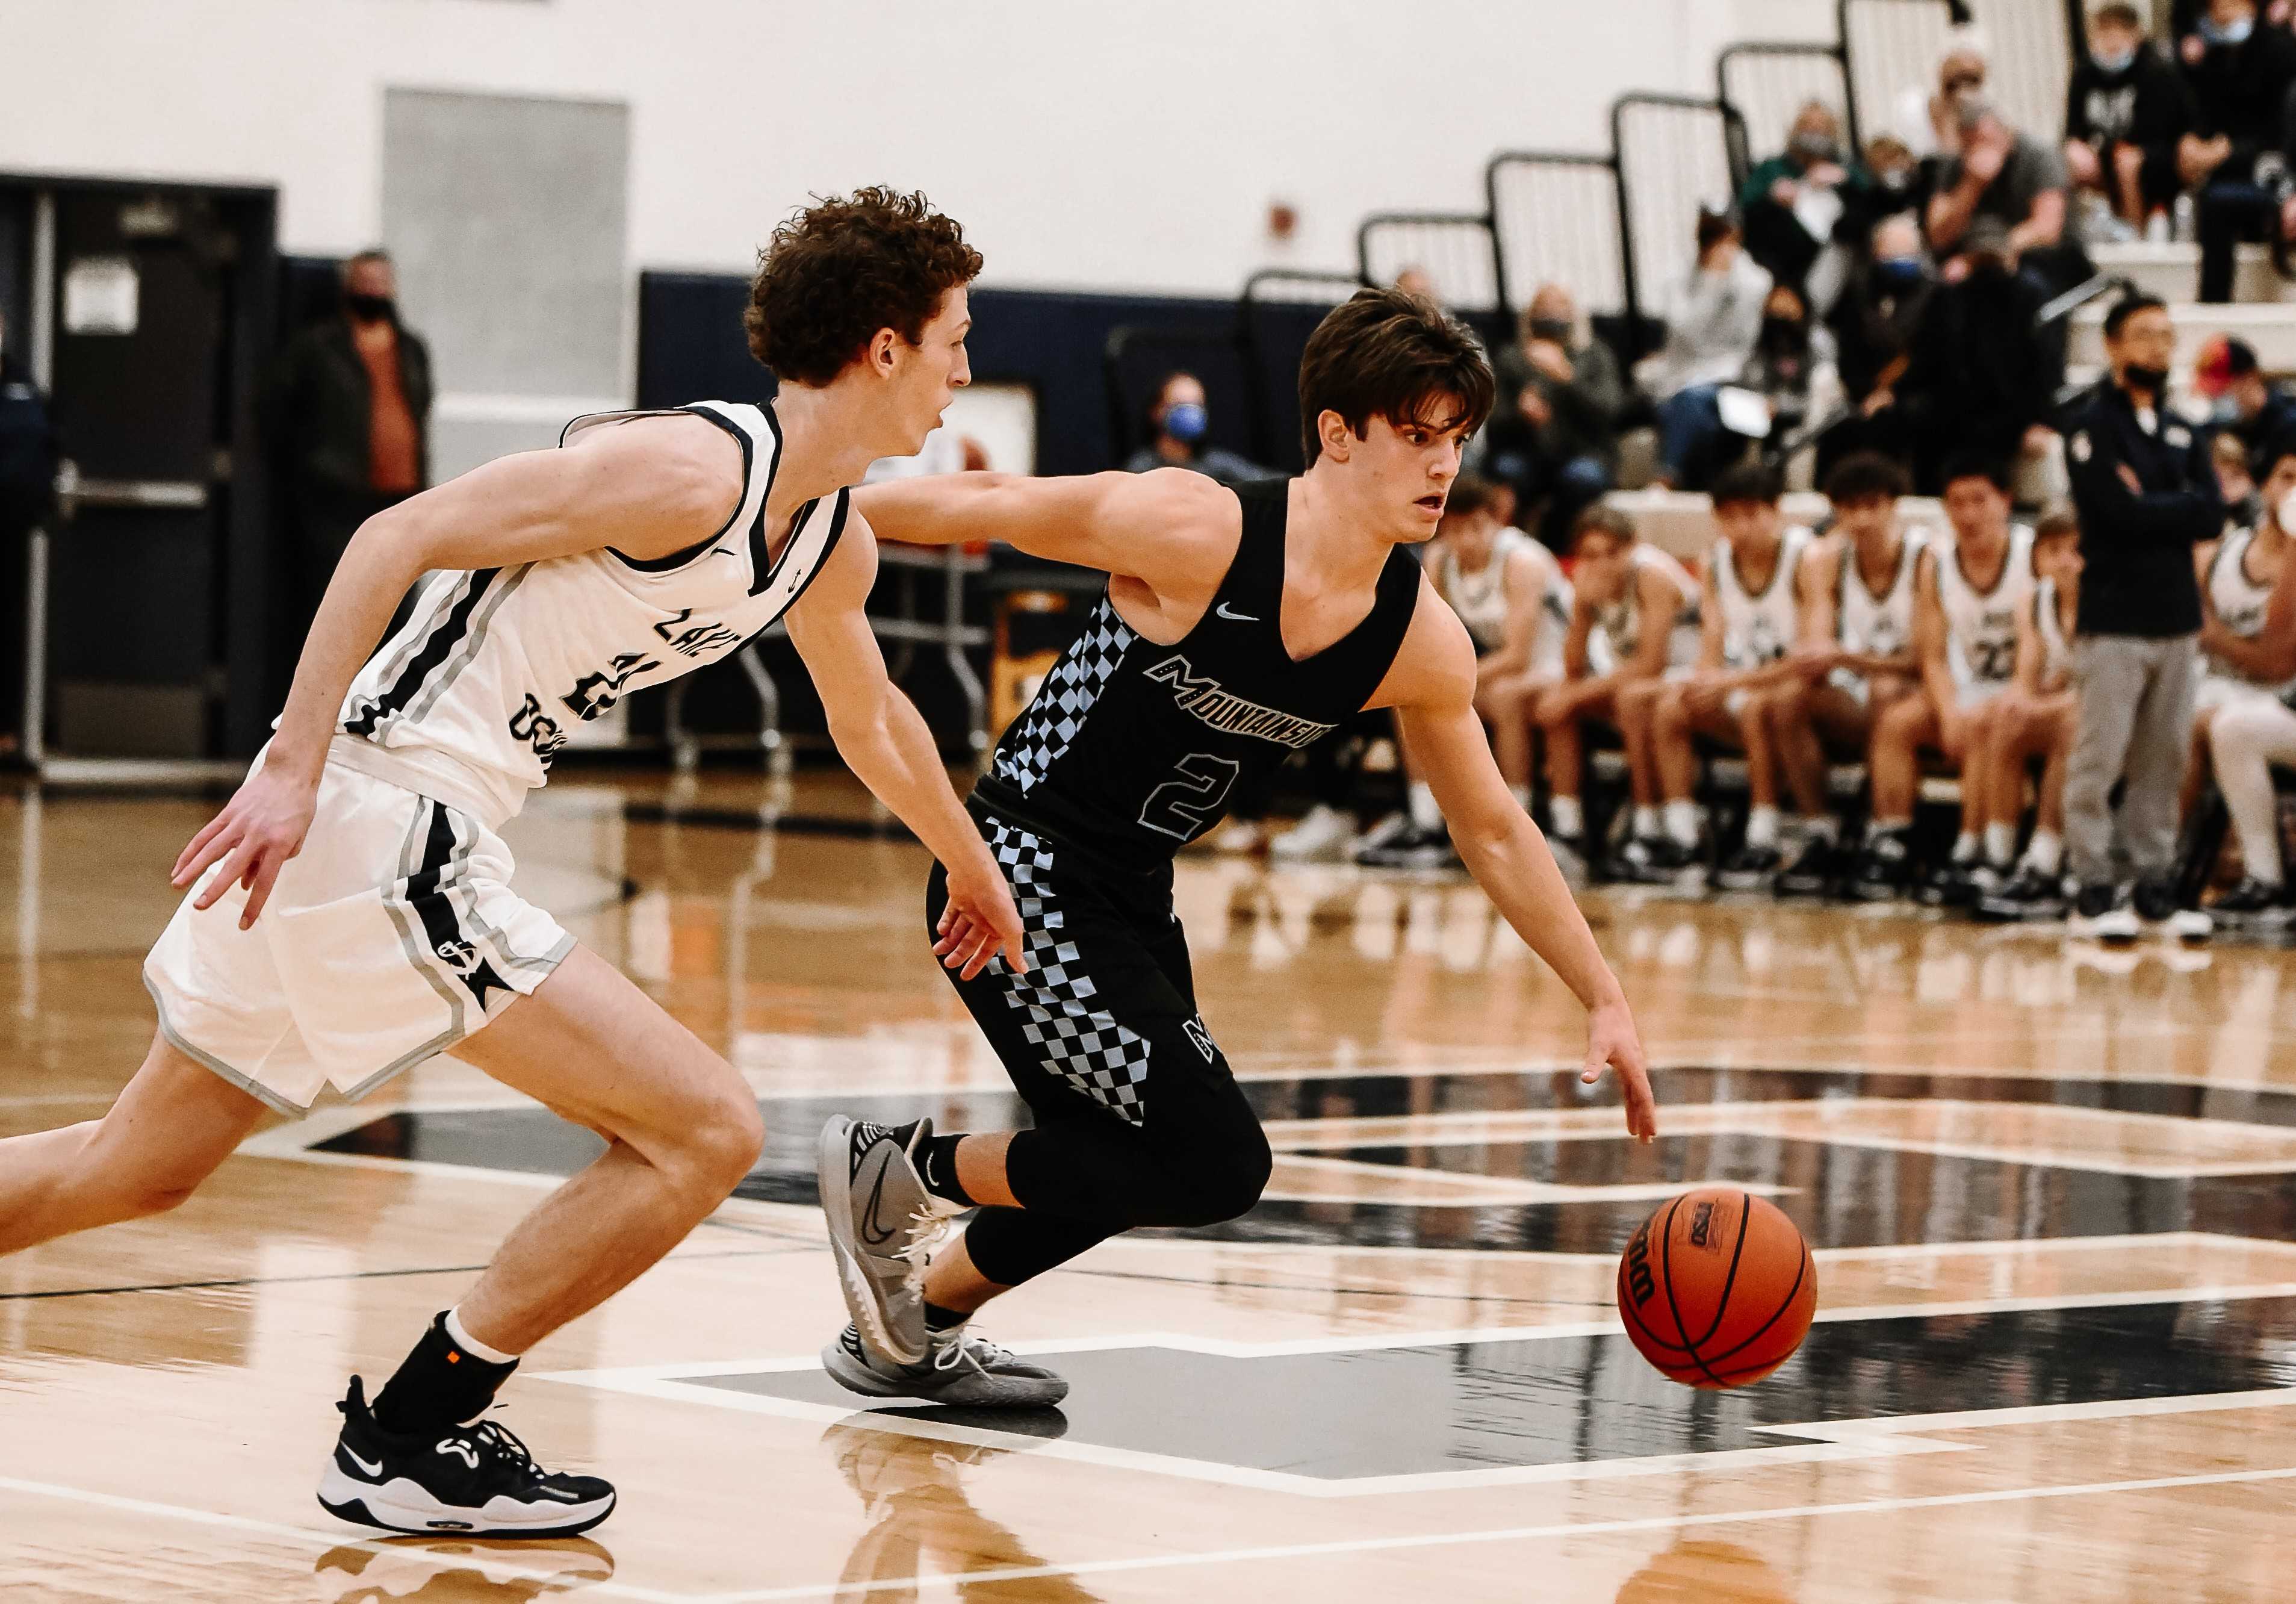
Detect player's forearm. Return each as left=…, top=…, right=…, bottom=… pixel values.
left=828, top=686, right=995, bottom=878
left=852, top=474, right=1022, bottom=549
left=269, top=511, right=430, bottom=786
left=1455, top=812, right=1628, bottom=1014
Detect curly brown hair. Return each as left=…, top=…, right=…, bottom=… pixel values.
left=743, top=188, right=983, bottom=387
left=1297, top=288, right=1494, bottom=465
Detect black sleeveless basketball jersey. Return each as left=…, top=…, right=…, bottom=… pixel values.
left=972, top=480, right=1423, bottom=871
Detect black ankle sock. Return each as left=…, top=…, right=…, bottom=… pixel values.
left=371, top=1312, right=518, bottom=1435
left=923, top=1302, right=969, bottom=1331
left=916, top=1134, right=975, bottom=1207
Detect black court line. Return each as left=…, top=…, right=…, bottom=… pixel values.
left=0, top=1245, right=807, bottom=1304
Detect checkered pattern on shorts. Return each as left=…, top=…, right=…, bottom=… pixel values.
left=991, top=597, right=1136, bottom=795
left=984, top=816, right=1150, bottom=1125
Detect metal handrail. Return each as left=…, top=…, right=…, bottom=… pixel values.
left=1483, top=149, right=1619, bottom=323
left=1609, top=94, right=1752, bottom=349
left=1715, top=40, right=1852, bottom=190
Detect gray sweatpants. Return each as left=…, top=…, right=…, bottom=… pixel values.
left=2063, top=633, right=2200, bottom=886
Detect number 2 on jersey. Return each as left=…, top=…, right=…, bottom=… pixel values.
left=1138, top=752, right=1242, bottom=842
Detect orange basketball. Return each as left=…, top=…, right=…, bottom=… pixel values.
left=1616, top=1188, right=1817, bottom=1388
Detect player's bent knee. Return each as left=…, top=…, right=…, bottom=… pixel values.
left=678, top=1092, right=765, bottom=1197
left=1162, top=1126, right=1273, bottom=1228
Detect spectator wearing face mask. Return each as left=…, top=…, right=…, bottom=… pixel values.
left=2177, top=0, right=2296, bottom=301
left=1655, top=281, right=1837, bottom=493
left=262, top=248, right=432, bottom=631
left=1893, top=215, right=2061, bottom=494
left=1123, top=371, right=1279, bottom=485
left=1820, top=213, right=1933, bottom=472
left=2195, top=337, right=2296, bottom=477
left=1929, top=97, right=2073, bottom=287
left=2064, top=3, right=2198, bottom=239
left=1896, top=33, right=1990, bottom=163
left=1739, top=101, right=1871, bottom=302
left=1485, top=284, right=1626, bottom=549
left=1645, top=206, right=1773, bottom=491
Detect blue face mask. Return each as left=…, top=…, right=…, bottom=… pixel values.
left=2091, top=46, right=2136, bottom=73
left=1161, top=400, right=1208, bottom=444
left=2200, top=14, right=2255, bottom=45
left=2213, top=395, right=2244, bottom=424
left=1875, top=256, right=1926, bottom=290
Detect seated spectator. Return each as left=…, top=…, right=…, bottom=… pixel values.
left=1655, top=282, right=1833, bottom=493
left=1123, top=371, right=1279, bottom=485
left=1891, top=214, right=2059, bottom=493
left=1896, top=30, right=1990, bottom=163
left=1739, top=100, right=1870, bottom=302
left=1619, top=464, right=1818, bottom=886
left=1394, top=264, right=1440, bottom=303
left=2064, top=2, right=2195, bottom=239
left=1533, top=505, right=1701, bottom=878
left=1483, top=285, right=1627, bottom=549
left=1850, top=454, right=2036, bottom=903
left=1645, top=205, right=1772, bottom=490
left=2196, top=335, right=2296, bottom=472
left=1929, top=96, right=2074, bottom=291
left=1853, top=135, right=1928, bottom=249
left=1749, top=452, right=1927, bottom=898
left=2178, top=0, right=2296, bottom=302
left=2189, top=440, right=2296, bottom=920
left=2214, top=429, right=2266, bottom=527
left=1353, top=474, right=1574, bottom=868
left=1972, top=508, right=2086, bottom=920
left=1821, top=212, right=1932, bottom=471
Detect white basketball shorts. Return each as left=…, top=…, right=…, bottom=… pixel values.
left=143, top=757, right=574, bottom=1114
left=2196, top=673, right=2284, bottom=718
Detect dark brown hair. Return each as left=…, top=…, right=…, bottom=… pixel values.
left=1710, top=461, right=1784, bottom=510
left=1297, top=288, right=1494, bottom=465
left=1442, top=472, right=1503, bottom=521
left=1574, top=503, right=1637, bottom=549
left=1823, top=451, right=1910, bottom=506
left=2034, top=504, right=2080, bottom=543
left=745, top=188, right=982, bottom=387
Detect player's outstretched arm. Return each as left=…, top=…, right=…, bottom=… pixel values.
left=172, top=414, right=739, bottom=928
left=782, top=514, right=1026, bottom=980
left=1376, top=583, right=1657, bottom=1140
left=854, top=467, right=1231, bottom=585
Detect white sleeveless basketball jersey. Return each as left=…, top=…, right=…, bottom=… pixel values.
left=1937, top=524, right=2034, bottom=692
left=2203, top=526, right=2292, bottom=689
left=1594, top=544, right=1700, bottom=671
left=1434, top=527, right=1573, bottom=675
left=1711, top=526, right=1812, bottom=670
left=334, top=402, right=845, bottom=827
left=2034, top=574, right=2073, bottom=685
left=1835, top=529, right=1924, bottom=661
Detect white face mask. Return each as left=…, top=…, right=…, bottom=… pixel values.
left=2280, top=486, right=2296, bottom=535
left=2092, top=46, right=2136, bottom=73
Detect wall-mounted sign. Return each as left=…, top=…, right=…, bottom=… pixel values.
left=62, top=256, right=139, bottom=336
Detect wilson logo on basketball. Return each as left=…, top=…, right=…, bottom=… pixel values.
left=1688, top=1200, right=1715, bottom=1248
left=1622, top=1222, right=1657, bottom=1307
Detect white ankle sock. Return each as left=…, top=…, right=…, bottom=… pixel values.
left=1984, top=822, right=2017, bottom=868
left=1408, top=780, right=1443, bottom=830
left=1798, top=814, right=1838, bottom=843
left=1745, top=805, right=1780, bottom=849
left=1663, top=800, right=1700, bottom=848
left=444, top=1305, right=519, bottom=1366
left=1633, top=805, right=1661, bottom=839
left=1550, top=794, right=1584, bottom=838
left=1507, top=782, right=1532, bottom=811
left=1951, top=830, right=1979, bottom=864
left=2025, top=829, right=2063, bottom=876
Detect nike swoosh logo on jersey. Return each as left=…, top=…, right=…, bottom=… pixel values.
left=1215, top=603, right=1258, bottom=622
left=343, top=1446, right=384, bottom=1478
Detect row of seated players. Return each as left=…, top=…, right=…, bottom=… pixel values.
left=1347, top=451, right=2296, bottom=926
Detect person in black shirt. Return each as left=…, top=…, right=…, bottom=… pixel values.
left=2064, top=3, right=2196, bottom=233
left=821, top=290, right=1656, bottom=1400
left=1893, top=216, right=2059, bottom=493
left=2177, top=0, right=2296, bottom=300
left=2195, top=335, right=2296, bottom=472
left=2059, top=294, right=2225, bottom=939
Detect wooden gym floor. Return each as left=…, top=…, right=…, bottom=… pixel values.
left=4, top=771, right=2295, bottom=1602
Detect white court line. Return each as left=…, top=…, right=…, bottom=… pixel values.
left=0, top=1476, right=685, bottom=1603
left=685, top=1463, right=2296, bottom=1602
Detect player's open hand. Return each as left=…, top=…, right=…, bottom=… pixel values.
left=933, top=855, right=1029, bottom=982
left=170, top=766, right=318, bottom=931
left=1581, top=996, right=1657, bottom=1143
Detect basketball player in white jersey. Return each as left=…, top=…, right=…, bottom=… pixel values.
left=0, top=190, right=1028, bottom=1537
left=1627, top=463, right=1814, bottom=886
left=1534, top=504, right=1699, bottom=878
left=1975, top=509, right=2085, bottom=920
left=1360, top=472, right=1573, bottom=866
left=2198, top=442, right=2296, bottom=922
left=1851, top=455, right=2034, bottom=903
left=1748, top=453, right=1926, bottom=898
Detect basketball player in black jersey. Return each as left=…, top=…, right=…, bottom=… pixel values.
left=813, top=290, right=1657, bottom=1405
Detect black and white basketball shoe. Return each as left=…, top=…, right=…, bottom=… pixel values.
left=822, top=1322, right=1070, bottom=1409
left=317, top=1377, right=615, bottom=1538
left=819, top=1116, right=964, bottom=1366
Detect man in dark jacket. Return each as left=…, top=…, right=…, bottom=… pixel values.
left=2064, top=3, right=2196, bottom=232
left=2059, top=294, right=2226, bottom=940
left=1892, top=216, right=2058, bottom=493
left=2178, top=0, right=2296, bottom=300
left=264, top=249, right=432, bottom=627
left=1484, top=284, right=1627, bottom=547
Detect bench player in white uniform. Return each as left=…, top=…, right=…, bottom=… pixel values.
left=1534, top=503, right=1699, bottom=877
left=0, top=190, right=1029, bottom=1538
left=1852, top=455, right=2035, bottom=902
left=1362, top=473, right=1574, bottom=865
left=1746, top=453, right=1926, bottom=897
left=1629, top=463, right=1814, bottom=884
left=1975, top=508, right=2086, bottom=919
left=2198, top=443, right=2296, bottom=922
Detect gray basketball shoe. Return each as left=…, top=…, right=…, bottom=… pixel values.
left=817, top=1116, right=961, bottom=1366
left=821, top=1322, right=1071, bottom=1409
